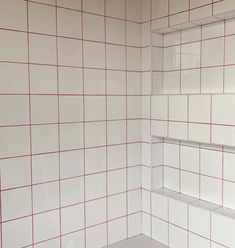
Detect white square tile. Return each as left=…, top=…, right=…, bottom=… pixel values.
left=128, top=166, right=141, bottom=190
left=164, top=143, right=179, bottom=168
left=189, top=233, right=210, bottom=248
left=181, top=145, right=199, bottom=173
left=152, top=216, right=168, bottom=245
left=106, top=18, right=125, bottom=45
left=200, top=149, right=222, bottom=177
left=127, top=22, right=141, bottom=47
left=31, top=95, right=58, bottom=124
left=62, top=230, right=85, bottom=248
left=108, top=218, right=127, bottom=245
left=59, top=96, right=83, bottom=122
left=224, top=152, right=235, bottom=182
left=0, top=30, right=28, bottom=62
left=169, top=224, right=187, bottom=248
left=224, top=65, right=235, bottom=93
left=30, top=65, right=57, bottom=94
left=182, top=27, right=201, bottom=43
left=223, top=181, right=235, bottom=209
left=107, top=120, right=126, bottom=145
left=151, top=96, right=168, bottom=120
left=152, top=0, right=168, bottom=19
left=170, top=0, right=189, bottom=14
left=169, top=197, right=188, bottom=228
left=106, top=0, right=125, bottom=19
left=85, top=96, right=105, bottom=121
left=128, top=189, right=141, bottom=213
left=85, top=147, right=106, bottom=174
left=34, top=210, right=60, bottom=242
left=127, top=120, right=141, bottom=143
left=60, top=150, right=84, bottom=179
left=58, top=38, right=82, bottom=66
left=200, top=176, right=222, bottom=205
left=61, top=204, right=84, bottom=234
left=83, top=13, right=104, bottom=42
left=2, top=217, right=32, bottom=248
left=168, top=121, right=188, bottom=141
left=212, top=209, right=235, bottom=248
left=33, top=182, right=59, bottom=213
left=163, top=71, right=180, bottom=94
left=189, top=200, right=218, bottom=238
left=107, top=71, right=126, bottom=95
left=2, top=187, right=32, bottom=221
left=0, top=157, right=31, bottom=190
left=108, top=193, right=126, bottom=220
left=0, top=63, right=28, bottom=94
left=181, top=69, right=200, bottom=94
left=189, top=95, right=211, bottom=123
left=188, top=123, right=210, bottom=144
left=0, top=126, right=30, bottom=158
left=127, top=72, right=141, bottom=95
left=201, top=67, right=223, bottom=93
left=202, top=38, right=224, bottom=66
left=34, top=238, right=60, bottom=248
left=86, top=224, right=107, bottom=248
left=202, top=21, right=224, bottom=39
left=29, top=34, right=56, bottom=64
left=84, top=41, right=105, bottom=68
left=85, top=173, right=106, bottom=201
left=83, top=0, right=104, bottom=15
left=57, top=0, right=81, bottom=10
left=29, top=2, right=56, bottom=34
left=61, top=177, right=84, bottom=207
left=169, top=95, right=188, bottom=121
left=164, top=32, right=180, bottom=47
left=32, top=153, right=59, bottom=184
left=107, top=96, right=126, bottom=120
left=164, top=46, right=180, bottom=71
left=107, top=145, right=126, bottom=170
left=126, top=0, right=141, bottom=22
left=212, top=94, right=235, bottom=125
left=225, top=35, right=235, bottom=64
left=181, top=42, right=201, bottom=69
left=0, top=0, right=27, bottom=30
left=107, top=45, right=125, bottom=70
left=128, top=96, right=141, bottom=119
left=0, top=95, right=29, bottom=125
left=212, top=125, right=235, bottom=147
left=164, top=167, right=179, bottom=191
left=59, top=67, right=83, bottom=94
left=181, top=171, right=199, bottom=198
left=57, top=8, right=81, bottom=38
left=128, top=213, right=142, bottom=238
left=108, top=169, right=126, bottom=195
left=84, top=69, right=105, bottom=94
left=60, top=123, right=83, bottom=150
left=85, top=121, right=106, bottom=147
left=152, top=192, right=168, bottom=220
left=86, top=198, right=106, bottom=226
left=128, top=143, right=141, bottom=166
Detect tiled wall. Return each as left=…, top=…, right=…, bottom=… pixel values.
left=141, top=0, right=235, bottom=247
left=0, top=0, right=142, bottom=247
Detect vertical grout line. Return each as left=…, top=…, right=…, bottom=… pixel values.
left=222, top=146, right=224, bottom=207
left=223, top=20, right=226, bottom=94
left=179, top=30, right=182, bottom=95
left=200, top=25, right=202, bottom=94
left=80, top=1, right=87, bottom=247
left=179, top=141, right=181, bottom=193
left=104, top=0, right=109, bottom=245
left=55, top=1, right=62, bottom=247
left=125, top=0, right=129, bottom=239
left=26, top=1, right=35, bottom=247
left=199, top=144, right=201, bottom=200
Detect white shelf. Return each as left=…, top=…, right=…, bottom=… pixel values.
left=105, top=235, right=168, bottom=248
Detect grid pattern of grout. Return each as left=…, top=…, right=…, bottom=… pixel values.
left=0, top=0, right=143, bottom=247
left=141, top=0, right=235, bottom=247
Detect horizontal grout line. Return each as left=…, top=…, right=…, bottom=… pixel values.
left=1, top=165, right=142, bottom=192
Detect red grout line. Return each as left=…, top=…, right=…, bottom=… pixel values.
left=26, top=1, right=35, bottom=246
